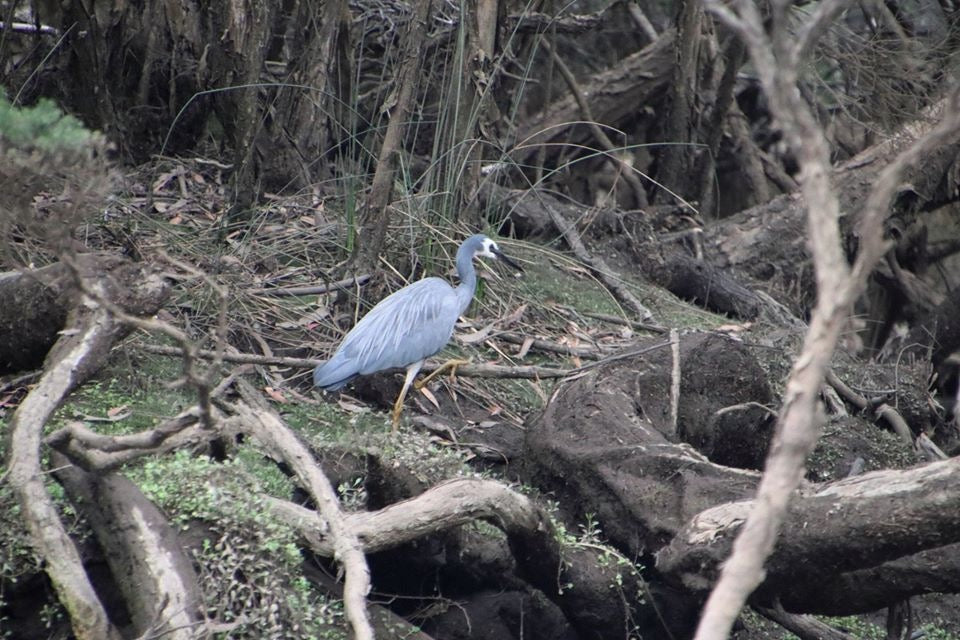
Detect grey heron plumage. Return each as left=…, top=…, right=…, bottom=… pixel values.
left=313, top=234, right=522, bottom=429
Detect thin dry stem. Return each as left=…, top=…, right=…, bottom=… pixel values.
left=693, top=1, right=960, bottom=638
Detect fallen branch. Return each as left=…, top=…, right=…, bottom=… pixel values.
left=7, top=293, right=124, bottom=640
left=229, top=379, right=374, bottom=640
left=511, top=31, right=675, bottom=164
left=45, top=408, right=206, bottom=472
left=50, top=452, right=203, bottom=640
left=496, top=331, right=604, bottom=359
left=6, top=256, right=169, bottom=640
left=248, top=274, right=371, bottom=297
left=266, top=477, right=553, bottom=556
left=139, top=343, right=573, bottom=379
left=575, top=309, right=667, bottom=333
left=825, top=370, right=920, bottom=450
left=541, top=196, right=654, bottom=320
left=658, top=455, right=960, bottom=611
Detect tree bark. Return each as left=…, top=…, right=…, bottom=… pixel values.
left=51, top=454, right=203, bottom=640
left=701, top=97, right=960, bottom=313
left=657, top=457, right=960, bottom=612
left=358, top=0, right=434, bottom=269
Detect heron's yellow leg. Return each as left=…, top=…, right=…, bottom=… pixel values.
left=390, top=392, right=406, bottom=433
left=391, top=362, right=423, bottom=433
left=415, top=358, right=471, bottom=390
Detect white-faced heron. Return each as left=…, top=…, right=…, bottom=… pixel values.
left=313, top=234, right=522, bottom=429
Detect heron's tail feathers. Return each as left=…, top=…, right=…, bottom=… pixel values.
left=313, top=357, right=357, bottom=390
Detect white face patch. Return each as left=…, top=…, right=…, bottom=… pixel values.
left=479, top=237, right=498, bottom=259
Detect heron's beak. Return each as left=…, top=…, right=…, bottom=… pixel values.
left=492, top=247, right=524, bottom=274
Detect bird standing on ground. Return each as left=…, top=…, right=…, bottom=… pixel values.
left=313, top=234, right=522, bottom=430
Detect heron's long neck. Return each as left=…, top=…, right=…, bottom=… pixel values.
left=455, top=252, right=478, bottom=315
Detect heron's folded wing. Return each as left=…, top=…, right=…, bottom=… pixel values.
left=336, top=277, right=460, bottom=375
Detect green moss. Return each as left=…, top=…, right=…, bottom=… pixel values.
left=128, top=450, right=344, bottom=637
left=47, top=347, right=192, bottom=437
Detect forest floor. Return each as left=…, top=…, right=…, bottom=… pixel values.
left=3, top=156, right=960, bottom=639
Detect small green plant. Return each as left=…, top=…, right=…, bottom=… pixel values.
left=0, top=96, right=95, bottom=152
left=39, top=601, right=65, bottom=630
left=130, top=449, right=343, bottom=637
left=337, top=476, right=367, bottom=511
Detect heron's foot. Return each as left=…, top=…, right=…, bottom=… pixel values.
left=415, top=358, right=471, bottom=390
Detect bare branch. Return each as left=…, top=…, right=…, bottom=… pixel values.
left=45, top=409, right=207, bottom=472
left=230, top=380, right=374, bottom=640
left=691, top=6, right=960, bottom=640
left=266, top=477, right=551, bottom=556
left=790, top=0, right=852, bottom=65
left=247, top=274, right=371, bottom=297
left=6, top=289, right=123, bottom=640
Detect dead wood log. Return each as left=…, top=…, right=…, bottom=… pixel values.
left=525, top=328, right=960, bottom=615
left=0, top=263, right=71, bottom=373
left=5, top=255, right=170, bottom=640
left=656, top=457, right=960, bottom=612
left=701, top=97, right=960, bottom=314
left=50, top=453, right=203, bottom=640
left=656, top=252, right=764, bottom=319
left=524, top=333, right=771, bottom=557
left=541, top=38, right=648, bottom=208
left=509, top=29, right=675, bottom=165
left=776, top=543, right=960, bottom=615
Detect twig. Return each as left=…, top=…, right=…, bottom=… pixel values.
left=496, top=331, right=603, bottom=359
left=574, top=309, right=667, bottom=333
left=542, top=200, right=654, bottom=320
left=541, top=39, right=648, bottom=208
left=754, top=601, right=857, bottom=640
left=668, top=329, right=680, bottom=437
left=826, top=370, right=918, bottom=448
left=248, top=275, right=371, bottom=297
left=0, top=21, right=58, bottom=35
left=139, top=343, right=573, bottom=379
